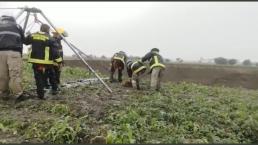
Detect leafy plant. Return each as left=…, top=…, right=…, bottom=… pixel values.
left=45, top=116, right=77, bottom=144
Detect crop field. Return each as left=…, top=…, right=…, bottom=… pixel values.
left=65, top=59, right=258, bottom=90
left=0, top=62, right=258, bottom=143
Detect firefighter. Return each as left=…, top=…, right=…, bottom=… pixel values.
left=141, top=48, right=166, bottom=91
left=0, top=15, right=25, bottom=101
left=45, top=28, right=68, bottom=90
left=126, top=59, right=147, bottom=90
left=24, top=24, right=62, bottom=99
left=110, top=51, right=127, bottom=83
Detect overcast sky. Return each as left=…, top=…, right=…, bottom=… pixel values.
left=1, top=2, right=258, bottom=62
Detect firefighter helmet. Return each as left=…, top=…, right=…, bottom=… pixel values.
left=52, top=28, right=68, bottom=37
left=151, top=48, right=159, bottom=52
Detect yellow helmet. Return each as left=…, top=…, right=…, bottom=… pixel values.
left=52, top=28, right=68, bottom=37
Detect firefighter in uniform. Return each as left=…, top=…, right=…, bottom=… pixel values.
left=110, top=51, right=127, bottom=83
left=126, top=59, right=147, bottom=90
left=45, top=28, right=68, bottom=89
left=141, top=48, right=166, bottom=91
left=24, top=24, right=62, bottom=99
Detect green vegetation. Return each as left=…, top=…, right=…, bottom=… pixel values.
left=0, top=63, right=257, bottom=143
left=105, top=83, right=258, bottom=143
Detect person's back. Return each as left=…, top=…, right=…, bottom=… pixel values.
left=0, top=15, right=24, bottom=54
left=141, top=48, right=165, bottom=69
left=126, top=59, right=147, bottom=90
left=25, top=26, right=61, bottom=65
left=110, top=51, right=127, bottom=82
left=141, top=48, right=165, bottom=91
left=112, top=51, right=127, bottom=64
left=24, top=23, right=61, bottom=99
left=0, top=15, right=25, bottom=101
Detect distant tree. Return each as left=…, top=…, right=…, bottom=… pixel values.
left=199, top=57, right=204, bottom=63
left=255, top=63, right=258, bottom=67
left=214, top=57, right=227, bottom=65
left=228, top=59, right=237, bottom=65
left=164, top=58, right=171, bottom=63
left=176, top=58, right=183, bottom=63
left=101, top=55, right=107, bottom=59
left=242, top=59, right=252, bottom=66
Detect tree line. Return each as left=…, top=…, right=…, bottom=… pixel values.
left=214, top=57, right=257, bottom=66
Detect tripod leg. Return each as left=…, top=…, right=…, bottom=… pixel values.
left=23, top=12, right=30, bottom=31
left=15, top=9, right=25, bottom=20
left=39, top=11, right=113, bottom=93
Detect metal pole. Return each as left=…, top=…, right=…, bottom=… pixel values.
left=39, top=11, right=113, bottom=93
left=23, top=11, right=30, bottom=31
left=15, top=9, right=25, bottom=20
left=69, top=43, right=92, bottom=74
left=70, top=43, right=112, bottom=92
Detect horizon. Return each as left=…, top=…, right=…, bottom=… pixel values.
left=1, top=2, right=258, bottom=62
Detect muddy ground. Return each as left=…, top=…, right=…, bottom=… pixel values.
left=0, top=80, right=148, bottom=143
left=64, top=59, right=258, bottom=90
left=1, top=62, right=258, bottom=143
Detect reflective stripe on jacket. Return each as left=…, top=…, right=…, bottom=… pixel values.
left=142, top=51, right=166, bottom=70
left=0, top=22, right=24, bottom=54
left=150, top=52, right=166, bottom=69
left=25, top=32, right=60, bottom=65
left=143, top=51, right=165, bottom=70
left=112, top=53, right=126, bottom=65
left=127, top=60, right=146, bottom=74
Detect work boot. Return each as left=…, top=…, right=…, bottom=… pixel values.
left=15, top=93, right=27, bottom=104
left=38, top=95, right=46, bottom=100
left=38, top=92, right=46, bottom=100
left=51, top=89, right=58, bottom=95
left=0, top=91, right=9, bottom=101
left=109, top=73, right=114, bottom=83
left=45, top=83, right=51, bottom=89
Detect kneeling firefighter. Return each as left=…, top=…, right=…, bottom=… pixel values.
left=126, top=59, right=147, bottom=90
left=24, top=24, right=62, bottom=99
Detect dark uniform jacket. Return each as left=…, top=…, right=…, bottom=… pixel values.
left=126, top=60, right=147, bottom=78
left=53, top=36, right=63, bottom=60
left=0, top=21, right=24, bottom=54
left=112, top=52, right=127, bottom=65
left=141, top=51, right=165, bottom=70
left=24, top=31, right=61, bottom=65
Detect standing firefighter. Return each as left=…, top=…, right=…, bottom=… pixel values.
left=141, top=48, right=166, bottom=91
left=0, top=15, right=25, bottom=101
left=110, top=51, right=127, bottom=83
left=45, top=28, right=68, bottom=89
left=24, top=24, right=62, bottom=99
left=125, top=60, right=147, bottom=90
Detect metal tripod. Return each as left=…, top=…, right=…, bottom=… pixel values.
left=6, top=6, right=113, bottom=93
